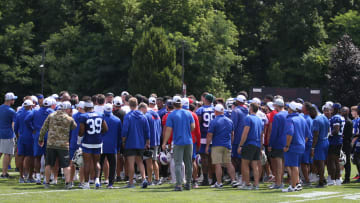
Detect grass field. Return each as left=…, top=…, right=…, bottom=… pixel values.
left=1, top=162, right=360, bottom=203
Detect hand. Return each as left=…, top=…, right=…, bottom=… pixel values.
left=38, top=141, right=44, bottom=147
left=283, top=146, right=289, bottom=152
left=268, top=147, right=272, bottom=152
left=311, top=148, right=315, bottom=158
left=162, top=144, right=166, bottom=151
left=145, top=143, right=150, bottom=149
left=205, top=146, right=209, bottom=155
left=237, top=146, right=242, bottom=154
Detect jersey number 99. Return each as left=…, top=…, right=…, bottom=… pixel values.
left=203, top=112, right=215, bottom=128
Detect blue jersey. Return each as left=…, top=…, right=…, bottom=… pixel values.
left=102, top=112, right=122, bottom=154
left=303, top=114, right=313, bottom=148
left=70, top=112, right=83, bottom=149
left=14, top=109, right=33, bottom=144
left=329, top=114, right=345, bottom=145
left=353, top=118, right=359, bottom=135
left=284, top=113, right=308, bottom=153
left=25, top=107, right=54, bottom=142
left=145, top=110, right=162, bottom=147
left=0, top=104, right=16, bottom=139
left=231, top=105, right=249, bottom=145
left=269, top=110, right=288, bottom=149
left=312, top=114, right=330, bottom=145
left=244, top=114, right=263, bottom=148
left=121, top=110, right=150, bottom=149
left=208, top=115, right=233, bottom=149
left=80, top=112, right=105, bottom=147
left=196, top=105, right=215, bottom=138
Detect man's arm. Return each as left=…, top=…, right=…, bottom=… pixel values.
left=231, top=131, right=234, bottom=143
left=190, top=122, right=195, bottom=132
left=39, top=116, right=50, bottom=146
left=238, top=126, right=250, bottom=154
left=205, top=133, right=213, bottom=154
left=101, top=120, right=108, bottom=133
left=78, top=123, right=85, bottom=137
left=284, top=135, right=293, bottom=152
left=162, top=127, right=172, bottom=150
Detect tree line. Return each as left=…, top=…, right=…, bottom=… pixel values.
left=1, top=0, right=360, bottom=105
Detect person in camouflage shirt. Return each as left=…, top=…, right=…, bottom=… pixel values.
left=39, top=101, right=77, bottom=189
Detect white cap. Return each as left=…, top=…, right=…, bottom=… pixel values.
left=113, top=96, right=123, bottom=106
left=149, top=97, right=156, bottom=104
left=182, top=98, right=190, bottom=107
left=173, top=96, right=182, bottom=104
left=31, top=95, right=38, bottom=104
left=51, top=94, right=59, bottom=99
left=84, top=101, right=94, bottom=108
left=77, top=101, right=85, bottom=109
left=252, top=97, right=261, bottom=105
left=267, top=102, right=275, bottom=111
left=43, top=98, right=52, bottom=107
left=104, top=103, right=113, bottom=112
left=49, top=97, right=57, bottom=106
left=214, top=104, right=225, bottom=112
left=121, top=91, right=129, bottom=96
left=61, top=101, right=72, bottom=109
left=236, top=95, right=246, bottom=103
left=324, top=101, right=333, bottom=109
left=296, top=103, right=303, bottom=111
left=288, top=101, right=298, bottom=111
left=5, top=92, right=17, bottom=101
left=23, top=99, right=34, bottom=107
left=274, top=99, right=284, bottom=107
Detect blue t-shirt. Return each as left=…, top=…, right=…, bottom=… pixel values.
left=145, top=110, right=162, bottom=147
left=166, top=109, right=194, bottom=146
left=303, top=114, right=313, bottom=148
left=243, top=114, right=263, bottom=147
left=14, top=109, right=33, bottom=144
left=70, top=112, right=82, bottom=149
left=208, top=115, right=233, bottom=149
left=0, top=104, right=16, bottom=139
left=353, top=118, right=359, bottom=135
left=231, top=105, right=249, bottom=145
left=269, top=110, right=288, bottom=149
left=284, top=113, right=307, bottom=153
left=312, top=114, right=330, bottom=146
left=157, top=107, right=167, bottom=119
left=102, top=112, right=122, bottom=154
left=196, top=105, right=215, bottom=138
left=329, top=114, right=345, bottom=145
left=79, top=111, right=105, bottom=147
left=121, top=110, right=150, bottom=149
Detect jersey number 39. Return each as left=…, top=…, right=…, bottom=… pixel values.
left=86, top=118, right=102, bottom=135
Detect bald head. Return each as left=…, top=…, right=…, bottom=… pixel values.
left=341, top=106, right=349, bottom=117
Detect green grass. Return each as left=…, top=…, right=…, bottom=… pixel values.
left=1, top=161, right=360, bottom=203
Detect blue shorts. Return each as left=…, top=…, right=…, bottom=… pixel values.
left=69, top=147, right=78, bottom=160
left=18, top=142, right=34, bottom=156
left=33, top=133, right=46, bottom=157
left=301, top=148, right=312, bottom=164
left=284, top=151, right=301, bottom=167
left=199, top=144, right=210, bottom=154
left=192, top=143, right=197, bottom=159
left=81, top=146, right=101, bottom=155
left=314, top=141, right=329, bottom=161
left=231, top=144, right=241, bottom=158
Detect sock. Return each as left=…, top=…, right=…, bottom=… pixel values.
left=36, top=173, right=41, bottom=180
left=95, top=178, right=100, bottom=184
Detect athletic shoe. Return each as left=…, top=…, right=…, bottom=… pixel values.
left=238, top=184, right=253, bottom=190
left=142, top=180, right=148, bottom=189
left=101, top=180, right=109, bottom=185
left=192, top=182, right=199, bottom=189
left=352, top=175, right=360, bottom=180
left=213, top=182, right=223, bottom=189
left=327, top=179, right=335, bottom=186
left=274, top=184, right=285, bottom=189
left=36, top=179, right=42, bottom=185
left=26, top=179, right=36, bottom=183
left=342, top=179, right=350, bottom=184
left=268, top=183, right=276, bottom=189
left=316, top=182, right=325, bottom=188
left=123, top=184, right=135, bottom=188
left=50, top=180, right=57, bottom=185
left=19, top=178, right=25, bottom=183
left=107, top=184, right=114, bottom=189
left=210, top=179, right=216, bottom=186
left=116, top=177, right=121, bottom=182
left=254, top=185, right=259, bottom=190
left=184, top=183, right=191, bottom=190
left=152, top=180, right=161, bottom=185
left=82, top=183, right=91, bottom=189
left=295, top=184, right=302, bottom=191
left=335, top=179, right=342, bottom=186
left=174, top=186, right=183, bottom=191
left=282, top=186, right=295, bottom=192
left=89, top=180, right=94, bottom=185
left=201, top=179, right=209, bottom=186
left=267, top=175, right=275, bottom=182
left=65, top=183, right=73, bottom=190
left=95, top=182, right=101, bottom=189
left=44, top=183, right=50, bottom=189
left=232, top=181, right=241, bottom=188
left=0, top=173, right=10, bottom=178
left=302, top=182, right=311, bottom=187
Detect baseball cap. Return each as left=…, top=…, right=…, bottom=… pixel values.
left=84, top=101, right=94, bottom=108
left=105, top=92, right=114, bottom=97
left=104, top=103, right=113, bottom=112
left=77, top=101, right=85, bottom=109
left=205, top=94, right=214, bottom=103
left=51, top=94, right=59, bottom=99
left=333, top=103, right=341, bottom=109
left=36, top=94, right=44, bottom=99
left=182, top=98, right=190, bottom=109
left=173, top=96, right=182, bottom=104
left=121, top=91, right=129, bottom=96
left=288, top=101, right=298, bottom=111
left=149, top=97, right=156, bottom=104
left=113, top=96, right=122, bottom=106
left=31, top=95, right=38, bottom=104
left=5, top=92, right=17, bottom=101
left=43, top=98, right=52, bottom=107
left=61, top=101, right=72, bottom=110
left=266, top=102, right=275, bottom=111
left=214, top=104, right=225, bottom=113
left=252, top=97, right=261, bottom=105
left=295, top=103, right=303, bottom=111
left=236, top=95, right=246, bottom=103
left=23, top=99, right=33, bottom=107
left=274, top=99, right=284, bottom=107
left=295, top=98, right=304, bottom=104
left=166, top=99, right=174, bottom=107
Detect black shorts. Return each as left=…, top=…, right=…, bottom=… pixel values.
left=270, top=149, right=284, bottom=158
left=45, top=148, right=70, bottom=168
left=124, top=149, right=145, bottom=157
left=328, top=144, right=342, bottom=156
left=241, top=145, right=260, bottom=161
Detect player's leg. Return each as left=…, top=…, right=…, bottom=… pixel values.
left=83, top=152, right=92, bottom=183
left=146, top=158, right=153, bottom=183
left=2, top=154, right=11, bottom=176
left=135, top=155, right=146, bottom=181
left=92, top=153, right=101, bottom=187
left=107, top=153, right=116, bottom=186
left=241, top=159, right=250, bottom=185
left=251, top=160, right=260, bottom=187
left=126, top=155, right=135, bottom=185
left=200, top=153, right=209, bottom=185
left=183, top=144, right=193, bottom=188
left=103, top=157, right=109, bottom=183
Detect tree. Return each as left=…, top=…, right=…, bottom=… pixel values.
left=329, top=35, right=360, bottom=106
left=328, top=10, right=360, bottom=46
left=129, top=27, right=181, bottom=96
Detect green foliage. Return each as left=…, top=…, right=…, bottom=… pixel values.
left=328, top=10, right=360, bottom=46
left=129, top=27, right=181, bottom=96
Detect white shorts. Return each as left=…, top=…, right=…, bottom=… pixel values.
left=0, top=138, right=15, bottom=155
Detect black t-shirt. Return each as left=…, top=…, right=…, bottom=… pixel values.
left=343, top=117, right=353, bottom=146
left=113, top=109, right=126, bottom=123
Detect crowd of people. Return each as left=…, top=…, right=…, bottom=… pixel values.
left=0, top=90, right=359, bottom=192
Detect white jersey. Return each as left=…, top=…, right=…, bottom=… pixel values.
left=122, top=105, right=131, bottom=114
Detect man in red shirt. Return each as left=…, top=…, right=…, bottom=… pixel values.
left=265, top=101, right=277, bottom=181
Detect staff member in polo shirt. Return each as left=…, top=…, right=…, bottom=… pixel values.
left=121, top=97, right=150, bottom=189
left=205, top=104, right=236, bottom=188
left=282, top=101, right=309, bottom=193
left=0, top=92, right=17, bottom=178
left=268, top=98, right=287, bottom=189
left=162, top=96, right=195, bottom=191
left=237, top=103, right=263, bottom=190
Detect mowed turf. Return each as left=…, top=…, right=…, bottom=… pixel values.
left=1, top=162, right=360, bottom=203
